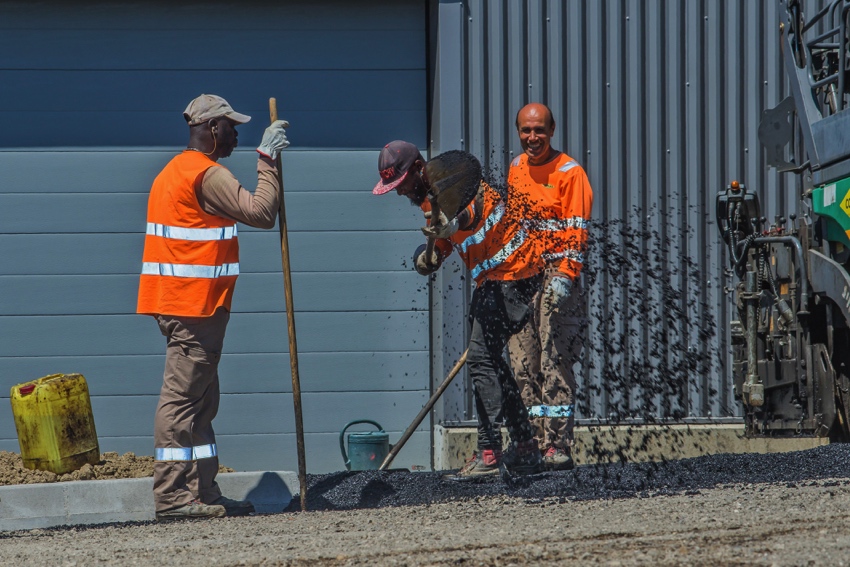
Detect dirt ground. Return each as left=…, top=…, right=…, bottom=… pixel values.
left=3, top=446, right=850, bottom=565
left=1, top=479, right=849, bottom=566
left=0, top=451, right=233, bottom=485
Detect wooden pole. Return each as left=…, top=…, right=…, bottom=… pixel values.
left=378, top=349, right=468, bottom=471
left=269, top=98, right=308, bottom=511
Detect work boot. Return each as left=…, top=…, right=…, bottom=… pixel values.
left=443, top=449, right=502, bottom=481
left=211, top=495, right=256, bottom=517
left=155, top=499, right=225, bottom=521
left=543, top=446, right=575, bottom=471
left=501, top=439, right=544, bottom=475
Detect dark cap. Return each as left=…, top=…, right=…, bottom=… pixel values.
left=373, top=141, right=424, bottom=195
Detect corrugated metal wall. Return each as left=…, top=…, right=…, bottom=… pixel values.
left=432, top=0, right=815, bottom=422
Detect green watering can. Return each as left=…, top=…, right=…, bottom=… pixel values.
left=339, top=419, right=390, bottom=471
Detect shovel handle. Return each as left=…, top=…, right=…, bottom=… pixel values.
left=379, top=349, right=468, bottom=471
left=424, top=200, right=440, bottom=268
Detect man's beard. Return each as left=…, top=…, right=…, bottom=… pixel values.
left=406, top=176, right=427, bottom=206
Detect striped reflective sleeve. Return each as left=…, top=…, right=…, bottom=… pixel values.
left=142, top=262, right=240, bottom=278
left=541, top=249, right=584, bottom=264
left=147, top=222, right=238, bottom=241
left=527, top=405, right=574, bottom=418
left=155, top=443, right=218, bottom=461
left=470, top=229, right=527, bottom=280
left=460, top=203, right=505, bottom=253
left=522, top=217, right=588, bottom=231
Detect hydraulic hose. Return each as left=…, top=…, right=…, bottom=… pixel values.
left=734, top=235, right=810, bottom=315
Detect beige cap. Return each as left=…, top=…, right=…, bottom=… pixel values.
left=183, top=94, right=251, bottom=126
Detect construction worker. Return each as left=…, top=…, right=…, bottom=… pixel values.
left=506, top=102, right=593, bottom=471
left=373, top=141, right=544, bottom=479
left=137, top=94, right=290, bottom=520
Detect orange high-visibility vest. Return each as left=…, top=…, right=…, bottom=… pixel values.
left=425, top=182, right=542, bottom=284
left=137, top=151, right=239, bottom=317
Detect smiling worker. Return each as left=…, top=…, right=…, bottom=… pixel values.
left=506, top=102, right=593, bottom=471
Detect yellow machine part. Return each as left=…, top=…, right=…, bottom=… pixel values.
left=9, top=373, right=100, bottom=474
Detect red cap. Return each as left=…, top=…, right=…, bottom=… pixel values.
left=373, top=141, right=424, bottom=195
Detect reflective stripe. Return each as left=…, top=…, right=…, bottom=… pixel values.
left=522, top=216, right=588, bottom=231
left=470, top=229, right=527, bottom=280
left=460, top=202, right=505, bottom=253
left=558, top=160, right=578, bottom=172
left=155, top=443, right=218, bottom=461
left=142, top=262, right=239, bottom=278
left=146, top=222, right=237, bottom=241
left=527, top=405, right=574, bottom=418
left=511, top=156, right=522, bottom=167
left=542, top=249, right=584, bottom=264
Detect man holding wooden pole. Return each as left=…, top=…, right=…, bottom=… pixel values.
left=137, top=94, right=290, bottom=520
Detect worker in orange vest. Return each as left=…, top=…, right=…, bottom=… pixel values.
left=506, top=103, right=594, bottom=471
left=137, top=94, right=289, bottom=520
left=373, top=142, right=545, bottom=479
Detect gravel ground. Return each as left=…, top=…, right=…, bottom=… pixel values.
left=4, top=445, right=850, bottom=566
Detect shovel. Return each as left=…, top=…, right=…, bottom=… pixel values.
left=420, top=149, right=482, bottom=269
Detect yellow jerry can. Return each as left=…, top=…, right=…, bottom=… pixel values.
left=10, top=373, right=100, bottom=474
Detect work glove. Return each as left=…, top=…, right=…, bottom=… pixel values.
left=413, top=243, right=443, bottom=276
left=542, top=276, right=574, bottom=316
left=256, top=120, right=290, bottom=160
left=421, top=210, right=459, bottom=239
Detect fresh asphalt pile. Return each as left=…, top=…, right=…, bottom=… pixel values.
left=290, top=443, right=850, bottom=512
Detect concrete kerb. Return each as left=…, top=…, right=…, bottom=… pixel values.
left=0, top=471, right=299, bottom=532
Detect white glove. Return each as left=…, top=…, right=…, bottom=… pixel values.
left=542, top=276, right=574, bottom=315
left=421, top=210, right=459, bottom=239
left=256, top=120, right=290, bottom=160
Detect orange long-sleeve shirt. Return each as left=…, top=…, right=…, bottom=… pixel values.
left=507, top=152, right=593, bottom=279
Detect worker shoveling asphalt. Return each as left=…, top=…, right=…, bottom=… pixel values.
left=372, top=140, right=593, bottom=481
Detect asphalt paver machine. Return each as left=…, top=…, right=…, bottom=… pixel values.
left=717, top=0, right=850, bottom=439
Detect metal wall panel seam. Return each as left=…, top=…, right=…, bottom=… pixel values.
left=644, top=0, right=666, bottom=419
left=608, top=0, right=631, bottom=418
left=664, top=0, right=689, bottom=418
left=682, top=0, right=704, bottom=417
left=485, top=0, right=506, bottom=176
left=545, top=0, right=564, bottom=151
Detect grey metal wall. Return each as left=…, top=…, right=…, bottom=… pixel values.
left=0, top=0, right=431, bottom=474
left=431, top=0, right=807, bottom=422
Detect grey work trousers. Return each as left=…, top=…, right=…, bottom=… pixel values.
left=507, top=266, right=586, bottom=451
left=152, top=307, right=228, bottom=512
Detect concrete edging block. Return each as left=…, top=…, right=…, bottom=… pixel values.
left=0, top=471, right=299, bottom=531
